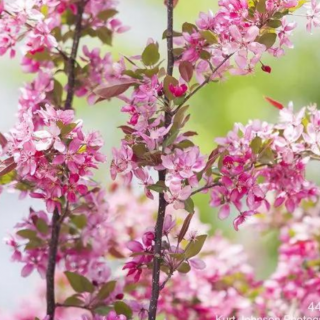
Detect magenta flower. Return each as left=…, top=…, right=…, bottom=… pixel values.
left=169, top=83, right=188, bottom=97
left=53, top=139, right=85, bottom=173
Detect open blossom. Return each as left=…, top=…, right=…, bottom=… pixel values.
left=169, top=83, right=188, bottom=97
left=306, top=0, right=320, bottom=32
left=110, top=143, right=135, bottom=184
left=164, top=180, right=192, bottom=210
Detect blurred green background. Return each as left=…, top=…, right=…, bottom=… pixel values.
left=1, top=1, right=320, bottom=306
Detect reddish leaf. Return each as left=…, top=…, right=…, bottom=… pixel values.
left=264, top=96, right=284, bottom=110
left=118, top=125, right=135, bottom=135
left=0, top=133, right=7, bottom=148
left=94, top=81, right=135, bottom=100
left=0, top=157, right=17, bottom=177
left=178, top=213, right=193, bottom=243
left=179, top=61, right=193, bottom=83
left=204, top=148, right=220, bottom=172
left=183, top=131, right=198, bottom=137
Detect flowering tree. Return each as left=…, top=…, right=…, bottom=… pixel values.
left=1, top=0, right=320, bottom=319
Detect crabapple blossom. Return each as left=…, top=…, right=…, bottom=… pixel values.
left=1, top=0, right=320, bottom=319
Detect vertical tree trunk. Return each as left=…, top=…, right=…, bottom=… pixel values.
left=148, top=1, right=174, bottom=319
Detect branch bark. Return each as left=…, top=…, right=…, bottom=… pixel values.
left=46, top=3, right=86, bottom=318
left=46, top=208, right=61, bottom=320
left=64, top=2, right=85, bottom=110
left=148, top=1, right=174, bottom=319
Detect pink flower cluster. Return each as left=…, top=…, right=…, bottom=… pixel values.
left=1, top=104, right=105, bottom=213
left=180, top=0, right=320, bottom=80
left=209, top=103, right=320, bottom=230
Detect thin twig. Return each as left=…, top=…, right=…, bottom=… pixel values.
left=56, top=303, right=94, bottom=315
left=191, top=182, right=221, bottom=196
left=173, top=54, right=233, bottom=115
left=64, top=1, right=86, bottom=110
left=159, top=241, right=193, bottom=291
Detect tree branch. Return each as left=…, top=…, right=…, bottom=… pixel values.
left=191, top=182, right=221, bottom=196
left=148, top=1, right=174, bottom=319
left=46, top=208, right=62, bottom=320
left=64, top=1, right=86, bottom=110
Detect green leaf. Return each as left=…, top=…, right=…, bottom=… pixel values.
left=35, top=218, right=49, bottom=235
left=163, top=129, right=179, bottom=148
left=257, top=0, right=266, bottom=13
left=71, top=214, right=87, bottom=229
left=141, top=43, right=160, bottom=66
left=114, top=301, right=133, bottom=318
left=17, top=229, right=38, bottom=240
left=267, top=19, right=282, bottom=28
left=0, top=170, right=16, bottom=185
left=184, top=198, right=195, bottom=214
left=184, top=235, right=207, bottom=259
left=175, top=140, right=194, bottom=149
left=173, top=48, right=184, bottom=57
left=258, top=147, right=275, bottom=165
left=53, top=79, right=63, bottom=106
left=122, top=70, right=143, bottom=80
left=177, top=262, right=191, bottom=273
left=25, top=238, right=44, bottom=250
left=65, top=271, right=94, bottom=293
left=147, top=181, right=166, bottom=193
left=96, top=27, right=113, bottom=45
left=97, top=281, right=117, bottom=300
left=179, top=61, right=193, bottom=83
left=200, top=30, right=218, bottom=44
left=162, top=29, right=183, bottom=39
left=97, top=9, right=118, bottom=20
left=182, top=22, right=197, bottom=34
left=199, top=50, right=211, bottom=60
left=59, top=123, right=77, bottom=136
left=61, top=9, right=76, bottom=25
left=26, top=50, right=51, bottom=61
left=258, top=33, right=277, bottom=49
left=64, top=294, right=84, bottom=306
left=95, top=306, right=111, bottom=315
left=250, top=136, right=262, bottom=154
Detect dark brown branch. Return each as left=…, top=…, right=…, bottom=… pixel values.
left=191, top=182, right=221, bottom=196
left=46, top=208, right=62, bottom=320
left=64, top=2, right=85, bottom=110
left=148, top=1, right=174, bottom=319
left=56, top=303, right=94, bottom=315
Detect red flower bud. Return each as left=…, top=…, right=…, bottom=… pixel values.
left=261, top=65, right=272, bottom=73
left=116, top=293, right=124, bottom=300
